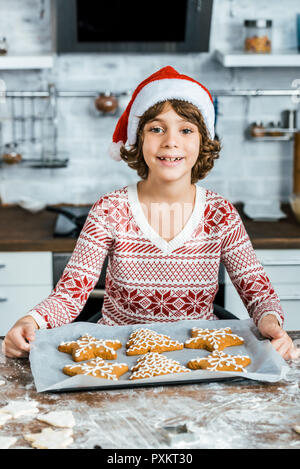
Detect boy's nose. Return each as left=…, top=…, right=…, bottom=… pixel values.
left=161, top=130, right=179, bottom=147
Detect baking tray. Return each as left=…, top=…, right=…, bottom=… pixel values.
left=29, top=319, right=290, bottom=393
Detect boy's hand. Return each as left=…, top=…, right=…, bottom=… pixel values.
left=258, top=314, right=300, bottom=360
left=2, top=315, right=39, bottom=358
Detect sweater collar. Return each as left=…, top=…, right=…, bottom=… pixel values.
left=127, top=182, right=206, bottom=255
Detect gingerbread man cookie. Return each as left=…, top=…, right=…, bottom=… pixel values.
left=126, top=328, right=183, bottom=356
left=58, top=333, right=122, bottom=361
left=63, top=357, right=128, bottom=380
left=130, top=352, right=191, bottom=380
left=184, top=327, right=244, bottom=352
left=187, top=350, right=251, bottom=373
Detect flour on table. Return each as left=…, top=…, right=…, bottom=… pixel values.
left=0, top=400, right=39, bottom=418
left=0, top=436, right=17, bottom=449
left=37, top=410, right=75, bottom=428
left=24, top=428, right=73, bottom=449
left=0, top=413, right=12, bottom=426
left=0, top=378, right=5, bottom=386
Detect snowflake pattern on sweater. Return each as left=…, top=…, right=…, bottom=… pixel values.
left=28, top=183, right=284, bottom=329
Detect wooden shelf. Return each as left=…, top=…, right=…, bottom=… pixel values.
left=215, top=49, right=300, bottom=67
left=0, top=53, right=54, bottom=70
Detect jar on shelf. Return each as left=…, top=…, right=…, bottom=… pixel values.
left=0, top=37, right=8, bottom=55
left=244, top=19, right=272, bottom=53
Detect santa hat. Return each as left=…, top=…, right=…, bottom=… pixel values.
left=109, top=66, right=215, bottom=161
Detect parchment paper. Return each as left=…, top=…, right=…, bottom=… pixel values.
left=29, top=319, right=290, bottom=393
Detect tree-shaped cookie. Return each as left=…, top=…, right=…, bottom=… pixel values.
left=63, top=357, right=128, bottom=380
left=187, top=350, right=251, bottom=372
left=58, top=333, right=122, bottom=361
left=184, top=327, right=244, bottom=352
left=126, top=328, right=183, bottom=356
left=130, top=352, right=191, bottom=380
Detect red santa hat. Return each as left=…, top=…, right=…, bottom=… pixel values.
left=109, top=66, right=215, bottom=161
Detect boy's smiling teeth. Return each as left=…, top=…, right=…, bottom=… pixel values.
left=157, top=156, right=183, bottom=161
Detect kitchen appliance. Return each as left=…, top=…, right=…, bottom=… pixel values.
left=52, top=0, right=213, bottom=53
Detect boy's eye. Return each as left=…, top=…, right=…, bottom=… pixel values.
left=148, top=127, right=193, bottom=134
left=150, top=127, right=163, bottom=133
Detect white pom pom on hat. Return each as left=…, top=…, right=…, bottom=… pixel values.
left=108, top=141, right=124, bottom=161
left=108, top=66, right=215, bottom=162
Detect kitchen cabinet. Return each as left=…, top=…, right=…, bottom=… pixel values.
left=0, top=252, right=52, bottom=335
left=224, top=249, right=300, bottom=331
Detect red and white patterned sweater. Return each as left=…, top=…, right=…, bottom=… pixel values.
left=28, top=183, right=284, bottom=329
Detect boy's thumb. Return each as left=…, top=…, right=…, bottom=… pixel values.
left=268, top=322, right=285, bottom=340
left=23, top=323, right=36, bottom=342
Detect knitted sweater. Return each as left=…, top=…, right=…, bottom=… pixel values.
left=28, top=183, right=284, bottom=329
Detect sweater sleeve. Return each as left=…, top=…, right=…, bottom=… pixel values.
left=220, top=201, right=284, bottom=327
left=27, top=197, right=114, bottom=329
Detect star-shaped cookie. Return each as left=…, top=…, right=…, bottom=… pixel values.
left=58, top=333, right=122, bottom=362
left=184, top=327, right=244, bottom=352
left=187, top=350, right=251, bottom=373
left=126, top=328, right=183, bottom=356
left=63, top=357, right=128, bottom=380
left=130, top=352, right=191, bottom=380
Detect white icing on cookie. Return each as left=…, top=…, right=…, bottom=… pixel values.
left=60, top=333, right=121, bottom=358
left=130, top=352, right=191, bottom=380
left=126, top=328, right=183, bottom=354
left=190, top=350, right=250, bottom=372
left=64, top=357, right=128, bottom=380
left=185, top=327, right=244, bottom=350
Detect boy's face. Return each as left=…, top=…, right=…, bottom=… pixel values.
left=142, top=102, right=201, bottom=184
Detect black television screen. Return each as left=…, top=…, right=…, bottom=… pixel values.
left=54, top=0, right=213, bottom=53
left=77, top=0, right=188, bottom=43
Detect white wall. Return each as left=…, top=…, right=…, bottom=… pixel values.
left=0, top=0, right=299, bottom=205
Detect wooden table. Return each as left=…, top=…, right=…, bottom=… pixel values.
left=0, top=202, right=300, bottom=252
left=1, top=334, right=300, bottom=450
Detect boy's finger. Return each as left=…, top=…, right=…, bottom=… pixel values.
left=9, top=329, right=31, bottom=352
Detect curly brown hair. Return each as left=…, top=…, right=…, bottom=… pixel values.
left=119, top=99, right=221, bottom=184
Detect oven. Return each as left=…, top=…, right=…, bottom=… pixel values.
left=52, top=252, right=109, bottom=322
left=49, top=204, right=109, bottom=322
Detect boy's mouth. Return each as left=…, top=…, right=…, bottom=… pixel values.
left=156, top=156, right=184, bottom=167
left=157, top=156, right=184, bottom=161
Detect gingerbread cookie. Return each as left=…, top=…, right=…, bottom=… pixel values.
left=63, top=357, right=128, bottom=380
left=184, top=327, right=244, bottom=352
left=187, top=350, right=251, bottom=373
left=130, top=352, right=191, bottom=380
left=126, top=328, right=183, bottom=356
left=58, top=333, right=122, bottom=362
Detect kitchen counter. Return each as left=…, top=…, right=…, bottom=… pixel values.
left=0, top=203, right=300, bottom=252
left=0, top=333, right=300, bottom=449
